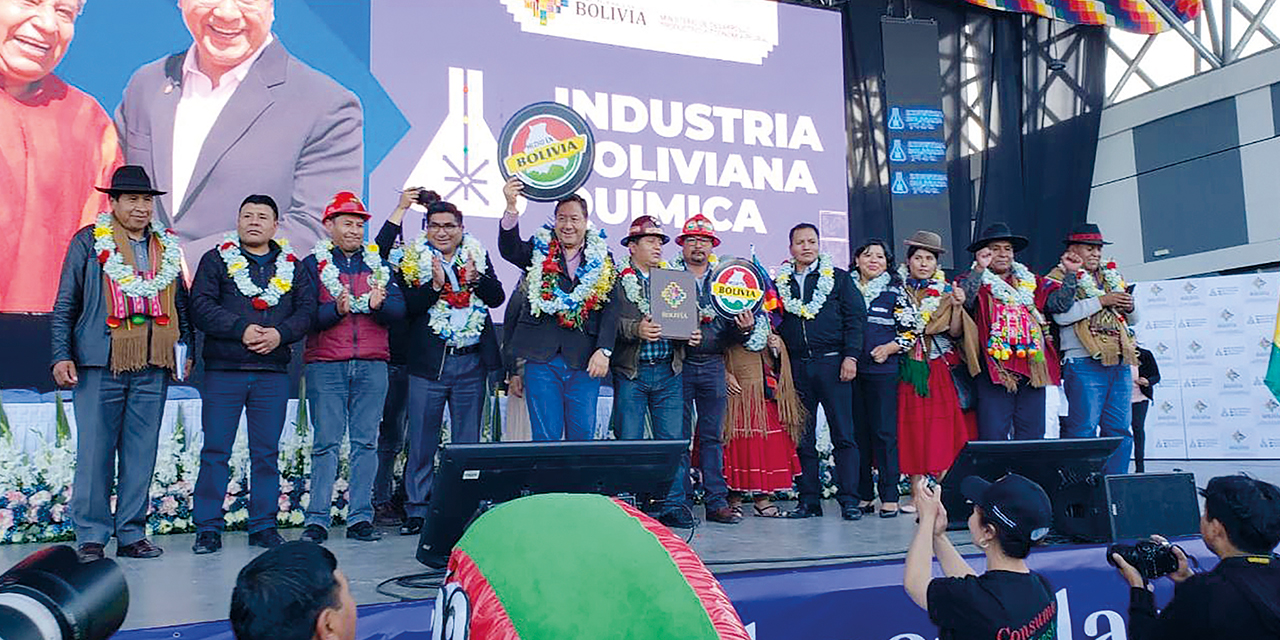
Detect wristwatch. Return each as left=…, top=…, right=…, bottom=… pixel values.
left=599, top=348, right=613, bottom=357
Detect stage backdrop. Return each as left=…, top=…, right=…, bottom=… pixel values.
left=1133, top=272, right=1280, bottom=460
left=0, top=0, right=847, bottom=316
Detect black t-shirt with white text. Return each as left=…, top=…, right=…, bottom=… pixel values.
left=927, top=570, right=1057, bottom=640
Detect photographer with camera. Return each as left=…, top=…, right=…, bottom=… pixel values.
left=1111, top=474, right=1280, bottom=639
left=905, top=474, right=1058, bottom=640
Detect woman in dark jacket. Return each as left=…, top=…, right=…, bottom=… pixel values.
left=1131, top=344, right=1161, bottom=473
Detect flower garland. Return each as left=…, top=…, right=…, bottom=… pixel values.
left=744, top=314, right=770, bottom=352
left=218, top=233, right=297, bottom=310
left=619, top=267, right=649, bottom=315
left=898, top=265, right=949, bottom=325
left=418, top=235, right=492, bottom=344
left=664, top=254, right=719, bottom=323
left=854, top=271, right=891, bottom=304
left=525, top=224, right=615, bottom=329
left=311, top=240, right=389, bottom=314
left=975, top=261, right=1045, bottom=362
left=775, top=253, right=835, bottom=320
left=92, top=213, right=182, bottom=298
left=1076, top=261, right=1126, bottom=299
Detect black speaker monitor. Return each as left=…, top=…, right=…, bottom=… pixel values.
left=942, top=438, right=1123, bottom=541
left=416, top=440, right=687, bottom=568
left=1105, top=472, right=1201, bottom=541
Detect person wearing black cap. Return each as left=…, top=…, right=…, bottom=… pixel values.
left=958, top=223, right=1074, bottom=441
left=1113, top=474, right=1280, bottom=640
left=1047, top=223, right=1138, bottom=477
left=52, top=165, right=194, bottom=562
left=905, top=474, right=1057, bottom=640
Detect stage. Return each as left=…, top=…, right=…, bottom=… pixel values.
left=0, top=460, right=1270, bottom=639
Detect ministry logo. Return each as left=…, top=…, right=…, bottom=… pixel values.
left=1220, top=308, right=1235, bottom=322
left=1226, top=368, right=1241, bottom=382
left=1187, top=341, right=1203, bottom=354
left=1232, top=430, right=1247, bottom=444
left=1183, top=282, right=1197, bottom=294
left=1194, top=400, right=1209, bottom=413
left=1160, top=401, right=1175, bottom=414
left=1150, top=283, right=1163, bottom=296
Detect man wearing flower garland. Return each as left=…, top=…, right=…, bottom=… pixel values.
left=298, top=192, right=405, bottom=544
left=957, top=223, right=1073, bottom=442
left=498, top=177, right=619, bottom=441
left=1047, top=223, right=1138, bottom=476
left=611, top=216, right=703, bottom=528
left=772, top=223, right=867, bottom=521
left=396, top=195, right=504, bottom=537
left=189, top=193, right=316, bottom=554
left=52, top=165, right=193, bottom=563
left=669, top=214, right=756, bottom=525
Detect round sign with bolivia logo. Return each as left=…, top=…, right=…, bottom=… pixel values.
left=498, top=101, right=594, bottom=202
left=709, top=258, right=766, bottom=319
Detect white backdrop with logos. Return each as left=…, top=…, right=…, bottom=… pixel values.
left=1133, top=272, right=1280, bottom=460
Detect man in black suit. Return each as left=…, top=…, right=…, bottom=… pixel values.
left=498, top=177, right=619, bottom=441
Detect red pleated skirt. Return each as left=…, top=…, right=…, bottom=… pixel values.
left=723, top=402, right=802, bottom=494
left=897, top=357, right=974, bottom=475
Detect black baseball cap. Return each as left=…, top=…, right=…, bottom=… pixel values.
left=961, top=473, right=1053, bottom=543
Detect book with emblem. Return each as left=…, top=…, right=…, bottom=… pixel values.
left=649, top=268, right=698, bottom=340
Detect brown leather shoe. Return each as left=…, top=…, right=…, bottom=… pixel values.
left=77, top=543, right=105, bottom=563
left=117, top=539, right=164, bottom=559
left=705, top=506, right=744, bottom=525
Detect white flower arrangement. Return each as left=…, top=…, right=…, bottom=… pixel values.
left=92, top=213, right=182, bottom=299
left=218, top=233, right=297, bottom=308
left=311, top=240, right=389, bottom=314
left=619, top=267, right=649, bottom=315
left=525, top=224, right=615, bottom=327
left=775, top=253, right=835, bottom=320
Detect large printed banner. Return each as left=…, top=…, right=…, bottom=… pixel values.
left=0, top=0, right=848, bottom=315
left=1133, top=272, right=1280, bottom=459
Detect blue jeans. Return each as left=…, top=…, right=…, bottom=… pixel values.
left=404, top=353, right=486, bottom=518
left=305, top=360, right=388, bottom=529
left=374, top=363, right=410, bottom=506
left=682, top=357, right=729, bottom=511
left=614, top=360, right=687, bottom=511
left=195, top=370, right=289, bottom=534
left=71, top=366, right=167, bottom=546
left=1062, top=357, right=1133, bottom=476
left=524, top=355, right=602, bottom=441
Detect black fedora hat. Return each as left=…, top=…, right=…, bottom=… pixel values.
left=95, top=165, right=166, bottom=196
left=967, top=222, right=1028, bottom=253
left=1062, top=222, right=1112, bottom=246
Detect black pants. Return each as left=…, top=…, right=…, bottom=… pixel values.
left=1131, top=400, right=1149, bottom=473
left=855, top=372, right=900, bottom=504
left=792, top=354, right=860, bottom=507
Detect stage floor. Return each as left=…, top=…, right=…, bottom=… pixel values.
left=0, top=460, right=1272, bottom=632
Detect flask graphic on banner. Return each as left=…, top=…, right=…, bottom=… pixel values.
left=404, top=68, right=504, bottom=217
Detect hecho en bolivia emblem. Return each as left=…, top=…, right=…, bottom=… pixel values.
left=498, top=101, right=594, bottom=202
left=709, top=259, right=766, bottom=319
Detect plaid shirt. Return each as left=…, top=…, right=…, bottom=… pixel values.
left=637, top=270, right=673, bottom=362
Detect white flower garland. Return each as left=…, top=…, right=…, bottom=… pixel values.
left=92, top=213, right=182, bottom=298
left=620, top=267, right=649, bottom=315
left=744, top=314, right=770, bottom=352
left=899, top=265, right=948, bottom=325
left=311, top=240, right=389, bottom=314
left=977, top=260, right=1040, bottom=319
left=424, top=234, right=491, bottom=344
left=775, top=253, right=835, bottom=320
left=218, top=233, right=297, bottom=308
left=400, top=232, right=486, bottom=288
left=525, top=224, right=614, bottom=325
left=854, top=271, right=891, bottom=304
left=1076, top=262, right=1126, bottom=299
left=664, top=254, right=718, bottom=323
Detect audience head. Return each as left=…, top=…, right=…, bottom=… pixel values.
left=230, top=541, right=356, bottom=640
left=788, top=223, right=820, bottom=268
left=552, top=194, right=588, bottom=250
left=853, top=238, right=895, bottom=283
left=961, top=474, right=1052, bottom=560
left=1200, top=475, right=1280, bottom=557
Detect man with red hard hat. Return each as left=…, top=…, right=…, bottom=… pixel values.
left=298, top=192, right=404, bottom=544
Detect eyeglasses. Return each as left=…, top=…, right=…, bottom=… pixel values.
left=427, top=223, right=461, bottom=232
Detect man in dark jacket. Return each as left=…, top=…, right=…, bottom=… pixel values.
left=773, top=223, right=866, bottom=521
left=1115, top=474, right=1280, bottom=639
left=669, top=215, right=754, bottom=525
left=498, top=177, right=619, bottom=441
left=189, top=194, right=315, bottom=554
left=299, top=193, right=404, bottom=544
left=397, top=197, right=505, bottom=536
left=51, top=165, right=194, bottom=563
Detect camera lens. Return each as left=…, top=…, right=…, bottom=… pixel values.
left=0, top=546, right=129, bottom=640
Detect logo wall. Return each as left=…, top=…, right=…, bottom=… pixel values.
left=1134, top=272, right=1280, bottom=460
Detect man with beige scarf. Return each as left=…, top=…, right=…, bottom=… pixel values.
left=51, top=165, right=193, bottom=563
left=1048, top=223, right=1138, bottom=476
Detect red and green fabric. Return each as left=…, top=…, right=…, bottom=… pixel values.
left=436, top=493, right=750, bottom=640
left=1266, top=295, right=1280, bottom=402
left=960, top=0, right=1201, bottom=34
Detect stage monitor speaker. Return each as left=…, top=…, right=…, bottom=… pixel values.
left=942, top=438, right=1122, bottom=542
left=1104, top=472, right=1201, bottom=541
left=416, top=440, right=687, bottom=568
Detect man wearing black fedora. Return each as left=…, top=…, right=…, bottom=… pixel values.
left=958, top=223, right=1074, bottom=441
left=51, top=165, right=194, bottom=562
left=1047, top=223, right=1138, bottom=476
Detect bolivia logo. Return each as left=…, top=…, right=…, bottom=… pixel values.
left=709, top=259, right=766, bottom=319
left=498, top=101, right=594, bottom=202
left=661, top=282, right=687, bottom=309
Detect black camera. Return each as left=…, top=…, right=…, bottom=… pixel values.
left=1108, top=538, right=1181, bottom=580
left=0, top=545, right=129, bottom=640
left=416, top=189, right=442, bottom=208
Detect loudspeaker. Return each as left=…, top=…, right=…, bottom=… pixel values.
left=942, top=438, right=1122, bottom=542
left=1104, top=472, right=1201, bottom=541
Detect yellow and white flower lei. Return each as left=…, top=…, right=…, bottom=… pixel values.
left=1076, top=263, right=1126, bottom=299
left=93, top=213, right=182, bottom=298
left=218, top=232, right=296, bottom=307
left=775, top=253, right=835, bottom=320
left=422, top=234, right=491, bottom=344
left=898, top=265, right=949, bottom=324
left=400, top=232, right=486, bottom=288
left=525, top=224, right=615, bottom=325
left=977, top=260, right=1044, bottom=322
left=311, top=240, right=388, bottom=314
left=620, top=267, right=650, bottom=315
